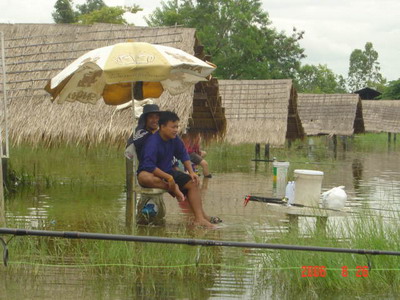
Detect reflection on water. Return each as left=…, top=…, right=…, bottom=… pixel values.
left=2, top=142, right=400, bottom=298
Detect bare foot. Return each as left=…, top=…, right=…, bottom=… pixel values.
left=193, top=218, right=216, bottom=229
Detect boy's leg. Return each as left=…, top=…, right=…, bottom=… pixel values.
left=172, top=171, right=215, bottom=228
left=137, top=171, right=168, bottom=189
left=138, top=171, right=185, bottom=201
left=199, top=159, right=211, bottom=177
left=172, top=184, right=185, bottom=202
left=182, top=180, right=214, bottom=228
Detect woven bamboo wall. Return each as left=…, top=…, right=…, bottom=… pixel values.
left=297, top=93, right=365, bottom=136
left=219, top=79, right=304, bottom=146
left=362, top=100, right=400, bottom=133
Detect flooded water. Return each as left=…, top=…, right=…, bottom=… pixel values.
left=1, top=136, right=400, bottom=299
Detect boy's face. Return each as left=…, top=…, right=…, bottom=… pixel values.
left=145, top=113, right=160, bottom=132
left=161, top=120, right=179, bottom=139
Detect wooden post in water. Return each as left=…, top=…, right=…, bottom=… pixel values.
left=394, top=133, right=397, bottom=143
left=342, top=136, right=348, bottom=151
left=125, top=157, right=135, bottom=227
left=333, top=134, right=338, bottom=159
left=255, top=143, right=260, bottom=159
left=264, top=143, right=270, bottom=160
left=388, top=132, right=392, bottom=143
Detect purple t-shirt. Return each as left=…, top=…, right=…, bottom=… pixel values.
left=138, top=132, right=190, bottom=174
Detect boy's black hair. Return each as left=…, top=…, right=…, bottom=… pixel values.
left=159, top=111, right=180, bottom=126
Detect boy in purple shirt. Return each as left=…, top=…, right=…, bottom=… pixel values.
left=138, top=111, right=217, bottom=228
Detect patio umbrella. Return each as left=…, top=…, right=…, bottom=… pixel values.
left=44, top=41, right=216, bottom=225
left=45, top=41, right=216, bottom=105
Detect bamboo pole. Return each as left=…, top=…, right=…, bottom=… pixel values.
left=125, top=85, right=137, bottom=227
left=2, top=227, right=400, bottom=257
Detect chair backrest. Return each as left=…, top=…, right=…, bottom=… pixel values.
left=124, top=143, right=136, bottom=160
left=125, top=142, right=139, bottom=171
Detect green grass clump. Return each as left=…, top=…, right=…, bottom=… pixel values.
left=352, top=133, right=394, bottom=152
left=253, top=213, right=400, bottom=296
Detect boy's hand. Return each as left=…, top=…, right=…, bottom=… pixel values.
left=189, top=172, right=199, bottom=185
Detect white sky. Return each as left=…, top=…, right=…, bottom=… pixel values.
left=0, top=0, right=399, bottom=81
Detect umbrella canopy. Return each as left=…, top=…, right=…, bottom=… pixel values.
left=45, top=42, right=216, bottom=105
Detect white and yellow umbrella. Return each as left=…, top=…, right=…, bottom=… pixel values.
left=45, top=42, right=216, bottom=105
left=44, top=42, right=216, bottom=225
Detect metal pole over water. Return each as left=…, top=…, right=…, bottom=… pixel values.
left=2, top=228, right=400, bottom=257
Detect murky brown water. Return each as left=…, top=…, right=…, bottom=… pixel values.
left=1, top=141, right=400, bottom=299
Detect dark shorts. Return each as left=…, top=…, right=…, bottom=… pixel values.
left=189, top=153, right=203, bottom=165
left=170, top=170, right=192, bottom=191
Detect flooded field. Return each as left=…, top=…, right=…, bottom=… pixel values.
left=1, top=134, right=400, bottom=299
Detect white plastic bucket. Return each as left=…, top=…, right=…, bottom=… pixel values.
left=293, top=169, right=324, bottom=207
left=272, top=161, right=290, bottom=198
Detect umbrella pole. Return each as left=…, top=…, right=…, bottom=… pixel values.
left=126, top=84, right=137, bottom=227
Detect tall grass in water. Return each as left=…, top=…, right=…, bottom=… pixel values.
left=352, top=132, right=395, bottom=152
left=8, top=133, right=392, bottom=184
left=2, top=215, right=226, bottom=279
left=8, top=143, right=125, bottom=187
left=253, top=213, right=400, bottom=296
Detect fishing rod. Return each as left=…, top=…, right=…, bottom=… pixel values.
left=251, top=159, right=345, bottom=166
left=243, top=195, right=284, bottom=206
left=243, top=195, right=357, bottom=215
left=2, top=227, right=400, bottom=267
left=244, top=195, right=330, bottom=210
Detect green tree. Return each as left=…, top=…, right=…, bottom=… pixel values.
left=347, top=42, right=386, bottom=92
left=53, top=0, right=142, bottom=25
left=78, top=6, right=130, bottom=24
left=52, top=0, right=76, bottom=23
left=76, top=0, right=106, bottom=15
left=146, top=0, right=305, bottom=79
left=296, top=64, right=347, bottom=93
left=380, top=78, right=400, bottom=100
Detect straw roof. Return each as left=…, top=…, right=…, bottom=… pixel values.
left=362, top=100, right=400, bottom=133
left=219, top=79, right=304, bottom=146
left=0, top=23, right=209, bottom=147
left=297, top=93, right=364, bottom=136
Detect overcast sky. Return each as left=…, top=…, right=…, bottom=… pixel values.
left=0, top=0, right=399, bottom=81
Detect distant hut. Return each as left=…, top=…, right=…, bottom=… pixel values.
left=297, top=94, right=364, bottom=136
left=362, top=100, right=400, bottom=133
left=219, top=79, right=304, bottom=146
left=354, top=87, right=381, bottom=100
left=0, top=23, right=224, bottom=147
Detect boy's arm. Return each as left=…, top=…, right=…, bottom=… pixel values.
left=183, top=160, right=199, bottom=185
left=152, top=167, right=176, bottom=192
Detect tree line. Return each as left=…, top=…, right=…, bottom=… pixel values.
left=53, top=0, right=399, bottom=99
